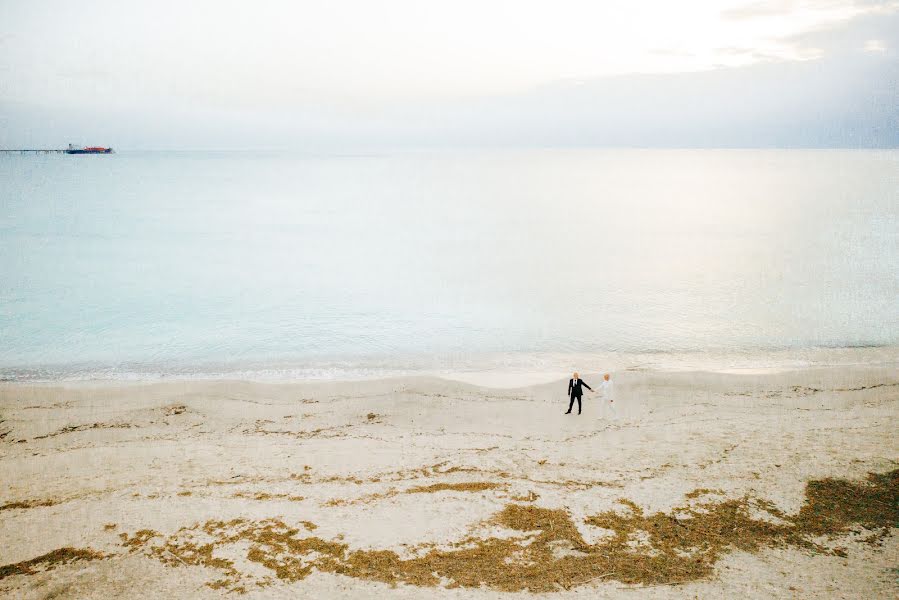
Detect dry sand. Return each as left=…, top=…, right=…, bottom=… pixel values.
left=0, top=364, right=897, bottom=598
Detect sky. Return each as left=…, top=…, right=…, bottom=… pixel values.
left=1, top=0, right=897, bottom=148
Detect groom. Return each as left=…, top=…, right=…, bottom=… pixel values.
left=565, top=372, right=593, bottom=415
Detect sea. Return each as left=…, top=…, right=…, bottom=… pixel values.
left=1, top=149, right=897, bottom=382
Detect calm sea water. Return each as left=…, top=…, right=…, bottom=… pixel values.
left=1, top=149, right=897, bottom=380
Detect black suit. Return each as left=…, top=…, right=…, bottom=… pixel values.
left=566, top=378, right=592, bottom=414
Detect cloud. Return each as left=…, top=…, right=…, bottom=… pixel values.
left=783, top=7, right=899, bottom=54
left=712, top=44, right=824, bottom=63
left=722, top=0, right=804, bottom=20
left=1, top=2, right=897, bottom=148
left=649, top=48, right=697, bottom=57
left=723, top=0, right=899, bottom=21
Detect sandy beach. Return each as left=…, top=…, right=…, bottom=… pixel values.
left=1, top=364, right=897, bottom=599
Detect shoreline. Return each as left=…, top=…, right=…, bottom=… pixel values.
left=3, top=345, right=898, bottom=388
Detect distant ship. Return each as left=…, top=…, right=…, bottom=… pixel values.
left=65, top=144, right=114, bottom=154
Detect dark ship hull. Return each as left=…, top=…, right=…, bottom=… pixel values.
left=66, top=147, right=113, bottom=154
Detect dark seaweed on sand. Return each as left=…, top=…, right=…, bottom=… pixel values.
left=112, top=469, right=898, bottom=593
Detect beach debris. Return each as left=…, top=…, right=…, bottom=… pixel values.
left=0, top=547, right=105, bottom=581
left=118, top=469, right=898, bottom=593
left=0, top=498, right=59, bottom=512
left=406, top=482, right=501, bottom=494
left=231, top=491, right=305, bottom=502
left=32, top=422, right=134, bottom=440
left=324, top=481, right=503, bottom=507
left=684, top=488, right=725, bottom=499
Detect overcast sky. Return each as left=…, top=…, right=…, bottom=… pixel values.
left=1, top=0, right=897, bottom=148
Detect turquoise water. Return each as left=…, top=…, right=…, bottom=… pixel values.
left=1, top=149, right=897, bottom=380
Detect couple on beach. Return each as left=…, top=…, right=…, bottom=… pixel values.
left=565, top=372, right=613, bottom=415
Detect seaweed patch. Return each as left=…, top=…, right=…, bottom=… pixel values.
left=0, top=548, right=105, bottom=581
left=120, top=469, right=898, bottom=593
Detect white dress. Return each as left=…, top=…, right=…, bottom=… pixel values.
left=600, top=380, right=615, bottom=415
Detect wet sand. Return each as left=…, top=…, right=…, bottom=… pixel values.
left=1, top=365, right=897, bottom=598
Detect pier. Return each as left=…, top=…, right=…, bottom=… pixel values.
left=1, top=145, right=114, bottom=155
left=0, top=149, right=68, bottom=154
